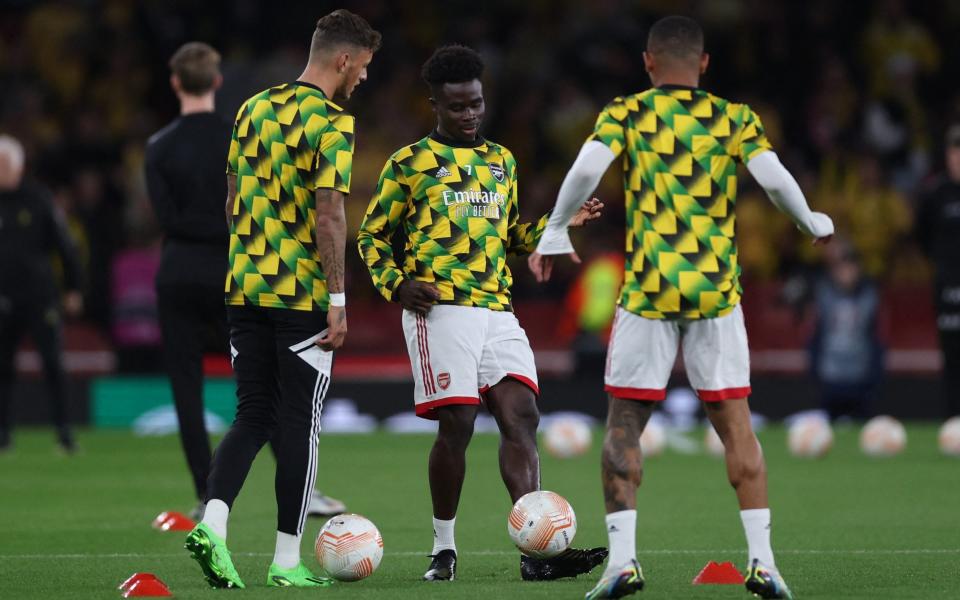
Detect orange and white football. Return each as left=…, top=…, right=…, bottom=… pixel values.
left=507, top=490, right=577, bottom=559
left=860, top=416, right=907, bottom=457
left=315, top=513, right=384, bottom=581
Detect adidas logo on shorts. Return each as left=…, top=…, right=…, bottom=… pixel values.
left=435, top=166, right=452, bottom=179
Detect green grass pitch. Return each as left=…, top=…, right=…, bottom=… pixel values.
left=0, top=425, right=957, bottom=599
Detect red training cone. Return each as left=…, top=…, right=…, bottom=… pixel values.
left=151, top=511, right=195, bottom=532
left=119, top=573, right=158, bottom=591
left=692, top=561, right=745, bottom=585
left=119, top=573, right=172, bottom=597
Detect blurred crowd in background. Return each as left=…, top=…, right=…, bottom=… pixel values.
left=1, top=0, right=958, bottom=365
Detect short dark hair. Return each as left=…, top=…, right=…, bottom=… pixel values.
left=310, top=9, right=382, bottom=56
left=169, top=42, right=220, bottom=95
left=421, top=45, right=484, bottom=89
left=647, top=15, right=704, bottom=61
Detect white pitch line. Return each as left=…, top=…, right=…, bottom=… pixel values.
left=1, top=549, right=958, bottom=560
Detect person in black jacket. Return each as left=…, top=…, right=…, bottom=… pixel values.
left=145, top=42, right=233, bottom=518
left=146, top=42, right=346, bottom=520
left=916, top=124, right=960, bottom=418
left=0, top=135, right=84, bottom=453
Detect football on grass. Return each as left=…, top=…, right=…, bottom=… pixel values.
left=315, top=514, right=383, bottom=581
left=704, top=425, right=725, bottom=457
left=507, top=490, right=577, bottom=559
left=938, top=417, right=960, bottom=457
left=788, top=416, right=833, bottom=458
left=860, top=415, right=907, bottom=457
left=543, top=418, right=592, bottom=458
left=640, top=420, right=666, bottom=456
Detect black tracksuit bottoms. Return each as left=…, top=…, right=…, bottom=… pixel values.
left=156, top=282, right=228, bottom=500
left=206, top=305, right=332, bottom=535
left=940, top=329, right=960, bottom=417
left=0, top=293, right=69, bottom=436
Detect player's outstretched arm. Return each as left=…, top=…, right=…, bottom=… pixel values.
left=315, top=188, right=348, bottom=351
left=529, top=141, right=615, bottom=282
left=746, top=151, right=834, bottom=245
left=507, top=199, right=603, bottom=258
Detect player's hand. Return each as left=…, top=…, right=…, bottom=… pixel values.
left=63, top=291, right=83, bottom=317
left=317, top=305, right=347, bottom=351
left=528, top=250, right=580, bottom=283
left=812, top=235, right=833, bottom=246
left=396, top=280, right=441, bottom=315
left=569, top=197, right=604, bottom=227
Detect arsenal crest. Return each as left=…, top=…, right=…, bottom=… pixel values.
left=488, top=163, right=504, bottom=182
left=437, top=372, right=451, bottom=390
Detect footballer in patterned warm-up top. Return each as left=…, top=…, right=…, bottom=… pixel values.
left=357, top=44, right=607, bottom=585
left=187, top=8, right=381, bottom=592
left=225, top=81, right=355, bottom=313
left=587, top=87, right=771, bottom=320
left=532, top=15, right=832, bottom=600
left=357, top=131, right=547, bottom=311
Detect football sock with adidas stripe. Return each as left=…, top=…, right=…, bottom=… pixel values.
left=431, top=516, right=456, bottom=555
left=605, top=509, right=637, bottom=572
left=740, top=508, right=775, bottom=568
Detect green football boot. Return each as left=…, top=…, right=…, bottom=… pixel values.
left=184, top=523, right=245, bottom=589
left=744, top=559, right=794, bottom=599
left=584, top=559, right=645, bottom=599
left=267, top=562, right=335, bottom=587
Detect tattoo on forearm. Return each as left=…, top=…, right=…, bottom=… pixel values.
left=315, top=189, right=346, bottom=294
left=225, top=176, right=237, bottom=227
left=601, top=399, right=650, bottom=513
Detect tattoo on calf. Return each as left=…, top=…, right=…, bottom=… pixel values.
left=601, top=401, right=649, bottom=512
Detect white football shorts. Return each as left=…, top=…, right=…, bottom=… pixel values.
left=402, top=305, right=539, bottom=419
left=604, top=304, right=751, bottom=401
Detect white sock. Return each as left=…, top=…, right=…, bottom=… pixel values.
left=605, top=510, right=637, bottom=571
left=201, top=499, right=229, bottom=539
left=431, top=517, right=456, bottom=555
left=740, top=508, right=775, bottom=569
left=273, top=531, right=302, bottom=569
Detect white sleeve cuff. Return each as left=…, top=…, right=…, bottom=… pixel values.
left=806, top=212, right=835, bottom=238
left=535, top=227, right=575, bottom=255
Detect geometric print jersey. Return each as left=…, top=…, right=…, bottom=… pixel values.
left=225, top=81, right=354, bottom=313
left=357, top=132, right=548, bottom=312
left=587, top=85, right=771, bottom=320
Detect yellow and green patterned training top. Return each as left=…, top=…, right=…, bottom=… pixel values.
left=357, top=132, right=548, bottom=311
left=589, top=85, right=771, bottom=320
left=225, top=81, right=354, bottom=312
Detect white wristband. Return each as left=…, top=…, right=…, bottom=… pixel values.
left=329, top=293, right=345, bottom=307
